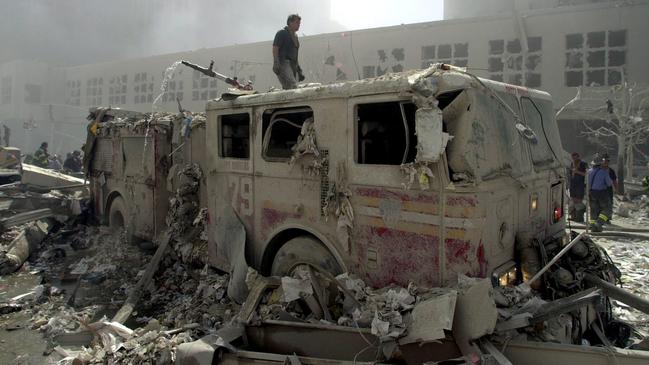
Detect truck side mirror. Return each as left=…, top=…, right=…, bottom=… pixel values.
left=415, top=106, right=450, bottom=162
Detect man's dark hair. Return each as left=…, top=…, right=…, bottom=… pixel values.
left=287, top=14, right=301, bottom=25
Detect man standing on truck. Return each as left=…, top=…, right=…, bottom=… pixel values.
left=272, top=14, right=305, bottom=89
left=569, top=152, right=588, bottom=222
left=588, top=156, right=614, bottom=232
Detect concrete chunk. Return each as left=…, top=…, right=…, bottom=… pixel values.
left=0, top=220, right=52, bottom=274
left=401, top=290, right=457, bottom=344
left=21, top=163, right=85, bottom=188
left=453, top=275, right=497, bottom=340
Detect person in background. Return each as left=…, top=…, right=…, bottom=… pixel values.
left=33, top=142, right=50, bottom=168
left=601, top=154, right=617, bottom=222
left=568, top=152, right=588, bottom=222
left=64, top=150, right=83, bottom=173
left=588, top=155, right=613, bottom=232
left=48, top=154, right=63, bottom=170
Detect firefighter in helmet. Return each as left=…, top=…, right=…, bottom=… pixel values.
left=588, top=155, right=613, bottom=232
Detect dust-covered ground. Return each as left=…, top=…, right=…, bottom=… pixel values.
left=1, top=193, right=648, bottom=364
left=591, top=195, right=649, bottom=338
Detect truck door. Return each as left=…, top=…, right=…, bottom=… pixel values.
left=346, top=96, right=444, bottom=287
left=121, top=136, right=158, bottom=238
left=251, top=106, right=323, bottom=265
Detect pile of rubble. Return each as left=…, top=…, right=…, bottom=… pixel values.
left=596, top=236, right=649, bottom=337
left=615, top=195, right=649, bottom=225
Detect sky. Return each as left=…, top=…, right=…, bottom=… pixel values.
left=331, top=0, right=444, bottom=30
left=0, top=0, right=444, bottom=66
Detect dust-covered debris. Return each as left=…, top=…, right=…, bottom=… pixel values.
left=288, top=117, right=324, bottom=176
left=322, top=161, right=354, bottom=252
left=165, top=163, right=208, bottom=267
left=595, top=236, right=649, bottom=338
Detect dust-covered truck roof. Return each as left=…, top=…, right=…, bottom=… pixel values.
left=206, top=64, right=551, bottom=110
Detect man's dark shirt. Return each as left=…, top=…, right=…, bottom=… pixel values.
left=64, top=156, right=82, bottom=172
left=273, top=27, right=299, bottom=62
left=569, top=160, right=588, bottom=197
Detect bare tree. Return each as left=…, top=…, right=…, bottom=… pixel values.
left=557, top=82, right=649, bottom=194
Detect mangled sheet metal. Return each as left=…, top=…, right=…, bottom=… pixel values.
left=400, top=290, right=458, bottom=344
left=215, top=203, right=249, bottom=304
left=0, top=220, right=53, bottom=274
left=21, top=163, right=86, bottom=188
left=409, top=64, right=452, bottom=164
left=289, top=117, right=324, bottom=176
left=398, top=65, right=453, bottom=190
left=453, top=275, right=498, bottom=341
left=400, top=162, right=435, bottom=190
left=323, top=161, right=354, bottom=252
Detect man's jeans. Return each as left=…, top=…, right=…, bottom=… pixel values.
left=277, top=60, right=297, bottom=89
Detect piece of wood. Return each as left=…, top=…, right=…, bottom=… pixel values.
left=238, top=276, right=280, bottom=323
left=0, top=208, right=52, bottom=231
left=112, top=231, right=171, bottom=323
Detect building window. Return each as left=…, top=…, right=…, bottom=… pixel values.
left=488, top=37, right=542, bottom=87
left=133, top=72, right=154, bottom=104
left=565, top=30, right=626, bottom=86
left=85, top=77, right=103, bottom=106
left=66, top=80, right=81, bottom=106
left=421, top=43, right=469, bottom=68
left=24, top=84, right=42, bottom=104
left=356, top=101, right=417, bottom=165
left=160, top=78, right=184, bottom=103
left=220, top=113, right=250, bottom=159
left=192, top=70, right=217, bottom=101
left=362, top=66, right=376, bottom=79
left=363, top=47, right=406, bottom=79
left=108, top=74, right=128, bottom=105
left=1, top=77, right=11, bottom=105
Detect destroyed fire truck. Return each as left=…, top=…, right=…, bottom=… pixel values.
left=87, top=64, right=566, bottom=289
left=81, top=64, right=649, bottom=363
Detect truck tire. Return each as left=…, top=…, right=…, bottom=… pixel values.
left=271, top=236, right=343, bottom=277
left=108, top=196, right=135, bottom=243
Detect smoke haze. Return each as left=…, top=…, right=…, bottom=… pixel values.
left=0, top=0, right=345, bottom=66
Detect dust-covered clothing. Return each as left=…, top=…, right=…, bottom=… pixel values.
left=33, top=147, right=49, bottom=168
left=273, top=26, right=302, bottom=89
left=277, top=60, right=298, bottom=89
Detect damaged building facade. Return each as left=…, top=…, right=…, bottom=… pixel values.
left=0, top=0, right=648, bottom=157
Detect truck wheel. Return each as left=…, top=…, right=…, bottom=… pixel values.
left=271, top=236, right=343, bottom=277
left=108, top=196, right=135, bottom=243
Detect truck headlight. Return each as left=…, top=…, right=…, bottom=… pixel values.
left=493, top=261, right=518, bottom=287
